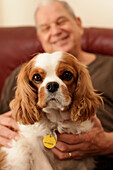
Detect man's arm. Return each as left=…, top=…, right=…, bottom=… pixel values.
left=0, top=66, right=21, bottom=114
left=0, top=66, right=21, bottom=146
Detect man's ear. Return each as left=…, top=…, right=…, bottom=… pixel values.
left=37, top=33, right=41, bottom=41
left=75, top=17, right=84, bottom=35
left=37, top=33, right=44, bottom=46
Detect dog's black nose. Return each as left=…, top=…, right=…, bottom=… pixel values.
left=46, top=82, right=59, bottom=93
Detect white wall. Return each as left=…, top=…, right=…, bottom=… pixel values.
left=0, top=0, right=113, bottom=28
left=67, top=0, right=113, bottom=28
left=0, top=0, right=38, bottom=27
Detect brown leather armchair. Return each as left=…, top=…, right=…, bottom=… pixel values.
left=0, top=26, right=113, bottom=97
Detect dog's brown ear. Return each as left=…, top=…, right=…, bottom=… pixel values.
left=71, top=62, right=102, bottom=123
left=0, top=150, right=7, bottom=169
left=10, top=63, right=41, bottom=125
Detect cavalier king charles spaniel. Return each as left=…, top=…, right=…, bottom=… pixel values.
left=0, top=52, right=102, bottom=170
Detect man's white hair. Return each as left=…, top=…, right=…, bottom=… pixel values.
left=35, top=0, right=76, bottom=31
left=37, top=0, right=76, bottom=18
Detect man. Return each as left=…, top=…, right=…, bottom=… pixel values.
left=0, top=0, right=113, bottom=169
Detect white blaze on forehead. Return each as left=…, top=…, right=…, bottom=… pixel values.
left=34, top=51, right=65, bottom=87
left=34, top=51, right=63, bottom=74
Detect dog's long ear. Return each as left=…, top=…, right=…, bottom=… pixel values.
left=71, top=62, right=102, bottom=123
left=10, top=63, right=41, bottom=125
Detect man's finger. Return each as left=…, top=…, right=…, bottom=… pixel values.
left=57, top=133, right=87, bottom=144
left=55, top=141, right=89, bottom=152
left=0, top=116, right=18, bottom=131
left=0, top=136, right=12, bottom=148
left=51, top=146, right=86, bottom=160
left=0, top=124, right=18, bottom=140
left=51, top=147, right=69, bottom=160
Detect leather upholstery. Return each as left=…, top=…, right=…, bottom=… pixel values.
left=0, top=26, right=113, bottom=97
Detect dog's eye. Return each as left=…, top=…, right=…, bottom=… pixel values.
left=33, top=74, right=42, bottom=84
left=60, top=71, right=73, bottom=81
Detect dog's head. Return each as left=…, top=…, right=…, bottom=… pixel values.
left=10, top=52, right=101, bottom=124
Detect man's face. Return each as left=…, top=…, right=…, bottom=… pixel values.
left=36, top=2, right=84, bottom=55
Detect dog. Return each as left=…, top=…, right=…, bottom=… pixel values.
left=0, top=51, right=102, bottom=170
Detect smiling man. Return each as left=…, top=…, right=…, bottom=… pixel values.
left=35, top=1, right=83, bottom=56
left=35, top=0, right=95, bottom=65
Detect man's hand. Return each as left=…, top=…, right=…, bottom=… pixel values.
left=0, top=111, right=18, bottom=147
left=51, top=116, right=113, bottom=160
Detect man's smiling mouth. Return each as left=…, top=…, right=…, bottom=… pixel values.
left=51, top=35, right=69, bottom=44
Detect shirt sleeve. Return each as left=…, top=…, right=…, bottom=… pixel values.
left=0, top=66, right=21, bottom=114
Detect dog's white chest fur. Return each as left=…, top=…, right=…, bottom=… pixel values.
left=2, top=119, right=95, bottom=170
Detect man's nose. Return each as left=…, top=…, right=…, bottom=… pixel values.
left=51, top=24, right=61, bottom=35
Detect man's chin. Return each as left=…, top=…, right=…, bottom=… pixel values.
left=53, top=46, right=72, bottom=53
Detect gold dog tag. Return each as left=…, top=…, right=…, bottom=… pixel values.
left=43, top=134, right=56, bottom=149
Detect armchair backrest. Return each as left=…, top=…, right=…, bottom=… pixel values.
left=0, top=26, right=113, bottom=97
